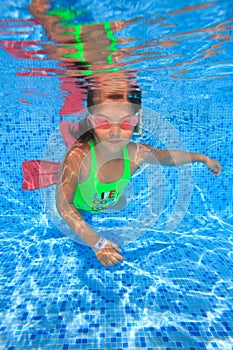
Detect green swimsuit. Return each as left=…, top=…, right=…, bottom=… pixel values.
left=73, top=139, right=131, bottom=212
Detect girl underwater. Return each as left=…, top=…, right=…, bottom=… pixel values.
left=55, top=88, right=222, bottom=267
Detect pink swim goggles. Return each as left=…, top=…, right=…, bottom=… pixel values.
left=87, top=114, right=139, bottom=130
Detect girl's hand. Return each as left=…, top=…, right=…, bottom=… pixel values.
left=95, top=240, right=124, bottom=266
left=204, top=157, right=222, bottom=176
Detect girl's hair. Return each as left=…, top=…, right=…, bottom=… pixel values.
left=69, top=84, right=142, bottom=142
left=68, top=117, right=92, bottom=143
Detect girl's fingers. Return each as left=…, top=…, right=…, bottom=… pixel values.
left=213, top=165, right=222, bottom=175
left=106, top=255, right=122, bottom=266
left=112, top=243, right=121, bottom=252
left=208, top=161, right=222, bottom=176
left=106, top=240, right=121, bottom=252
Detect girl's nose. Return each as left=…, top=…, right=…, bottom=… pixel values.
left=110, top=123, right=121, bottom=137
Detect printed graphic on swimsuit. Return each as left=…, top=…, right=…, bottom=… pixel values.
left=81, top=190, right=119, bottom=211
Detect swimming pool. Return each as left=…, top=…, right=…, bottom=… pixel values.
left=0, top=0, right=233, bottom=349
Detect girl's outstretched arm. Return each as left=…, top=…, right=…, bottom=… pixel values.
left=56, top=144, right=124, bottom=266
left=139, top=144, right=222, bottom=176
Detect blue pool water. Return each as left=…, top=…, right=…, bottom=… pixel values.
left=0, top=0, right=233, bottom=349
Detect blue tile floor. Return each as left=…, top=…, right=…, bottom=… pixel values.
left=0, top=212, right=233, bottom=349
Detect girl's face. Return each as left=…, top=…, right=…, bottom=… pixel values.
left=88, top=102, right=139, bottom=154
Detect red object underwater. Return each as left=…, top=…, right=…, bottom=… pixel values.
left=22, top=121, right=79, bottom=190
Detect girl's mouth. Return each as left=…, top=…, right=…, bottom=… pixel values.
left=107, top=139, right=122, bottom=144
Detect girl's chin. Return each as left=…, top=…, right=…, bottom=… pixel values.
left=100, top=140, right=127, bottom=153
left=107, top=139, right=123, bottom=144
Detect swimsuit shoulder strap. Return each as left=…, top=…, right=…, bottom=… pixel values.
left=122, top=145, right=131, bottom=179
left=89, top=138, right=97, bottom=173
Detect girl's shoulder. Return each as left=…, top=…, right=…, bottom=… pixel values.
left=63, top=140, right=90, bottom=164
left=127, top=142, right=155, bottom=167
left=127, top=141, right=146, bottom=170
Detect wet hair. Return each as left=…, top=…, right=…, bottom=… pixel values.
left=69, top=83, right=142, bottom=142
left=68, top=117, right=92, bottom=143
